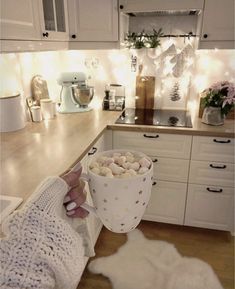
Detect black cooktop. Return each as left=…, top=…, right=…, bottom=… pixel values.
left=115, top=108, right=192, bottom=128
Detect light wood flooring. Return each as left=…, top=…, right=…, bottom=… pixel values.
left=77, top=221, right=234, bottom=289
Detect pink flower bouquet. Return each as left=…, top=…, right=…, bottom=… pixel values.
left=201, top=81, right=235, bottom=116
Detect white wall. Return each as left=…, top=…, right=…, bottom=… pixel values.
left=0, top=48, right=234, bottom=117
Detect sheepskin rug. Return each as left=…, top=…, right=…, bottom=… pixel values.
left=88, top=229, right=223, bottom=289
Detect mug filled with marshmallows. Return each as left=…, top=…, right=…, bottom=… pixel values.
left=80, top=150, right=153, bottom=233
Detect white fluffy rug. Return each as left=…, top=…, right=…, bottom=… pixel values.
left=88, top=229, right=224, bottom=289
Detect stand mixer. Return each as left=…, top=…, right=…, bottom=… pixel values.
left=57, top=72, right=94, bottom=113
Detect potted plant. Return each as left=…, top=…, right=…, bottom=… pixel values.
left=124, top=29, right=163, bottom=59
left=201, top=81, right=235, bottom=125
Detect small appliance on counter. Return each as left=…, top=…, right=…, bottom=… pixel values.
left=0, top=92, right=26, bottom=132
left=57, top=72, right=94, bottom=113
left=102, top=84, right=125, bottom=111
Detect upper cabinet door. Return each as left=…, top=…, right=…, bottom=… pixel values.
left=68, top=0, right=118, bottom=41
left=39, top=0, right=69, bottom=41
left=0, top=0, right=41, bottom=40
left=199, top=0, right=234, bottom=48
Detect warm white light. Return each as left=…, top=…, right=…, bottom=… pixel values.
left=185, top=57, right=194, bottom=67
left=108, top=51, right=128, bottom=64
left=193, top=75, right=208, bottom=92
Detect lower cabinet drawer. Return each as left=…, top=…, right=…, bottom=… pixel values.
left=143, top=180, right=187, bottom=225
left=184, top=184, right=234, bottom=231
left=189, top=160, right=234, bottom=187
left=151, top=157, right=189, bottom=182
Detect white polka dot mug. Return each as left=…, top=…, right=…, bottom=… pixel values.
left=80, top=150, right=153, bottom=233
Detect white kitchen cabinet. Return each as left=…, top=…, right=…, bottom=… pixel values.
left=119, top=0, right=204, bottom=13
left=185, top=184, right=234, bottom=231
left=199, top=0, right=235, bottom=49
left=113, top=131, right=192, bottom=159
left=39, top=0, right=69, bottom=41
left=143, top=181, right=187, bottom=225
left=152, top=157, right=189, bottom=183
left=189, top=160, right=234, bottom=188
left=191, top=136, right=234, bottom=163
left=0, top=0, right=41, bottom=40
left=185, top=135, right=234, bottom=232
left=113, top=130, right=192, bottom=225
left=0, top=0, right=69, bottom=42
left=67, top=0, right=119, bottom=42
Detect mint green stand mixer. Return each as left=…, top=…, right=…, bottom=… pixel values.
left=57, top=72, right=94, bottom=113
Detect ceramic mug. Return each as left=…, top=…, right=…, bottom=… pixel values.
left=80, top=150, right=153, bottom=233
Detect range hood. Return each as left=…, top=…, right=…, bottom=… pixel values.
left=119, top=0, right=204, bottom=15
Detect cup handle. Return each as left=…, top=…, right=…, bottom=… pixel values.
left=79, top=172, right=98, bottom=216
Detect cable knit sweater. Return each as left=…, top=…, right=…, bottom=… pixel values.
left=0, top=177, right=89, bottom=289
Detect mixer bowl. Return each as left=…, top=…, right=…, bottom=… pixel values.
left=71, top=85, right=94, bottom=107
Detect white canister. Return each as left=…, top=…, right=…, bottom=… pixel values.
left=40, top=99, right=54, bottom=119
left=31, top=106, right=42, bottom=122
left=0, top=93, right=26, bottom=132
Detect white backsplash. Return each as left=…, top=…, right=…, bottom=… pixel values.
left=0, top=48, right=234, bottom=118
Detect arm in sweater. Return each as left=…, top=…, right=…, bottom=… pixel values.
left=0, top=176, right=85, bottom=289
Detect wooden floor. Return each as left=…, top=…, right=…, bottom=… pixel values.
left=77, top=221, right=234, bottom=289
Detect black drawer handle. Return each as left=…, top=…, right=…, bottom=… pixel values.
left=42, top=32, right=49, bottom=37
left=209, top=164, right=226, bottom=169
left=152, top=181, right=157, bottom=186
left=207, top=187, right=223, bottom=193
left=152, top=159, right=158, bottom=163
left=213, top=139, right=231, bottom=144
left=143, top=134, right=159, bottom=138
left=88, top=147, right=97, bottom=155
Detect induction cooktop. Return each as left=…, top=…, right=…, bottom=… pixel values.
left=115, top=108, right=192, bottom=128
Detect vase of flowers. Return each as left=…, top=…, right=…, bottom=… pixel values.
left=201, top=81, right=235, bottom=125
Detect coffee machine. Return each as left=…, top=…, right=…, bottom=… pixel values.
left=57, top=72, right=94, bottom=113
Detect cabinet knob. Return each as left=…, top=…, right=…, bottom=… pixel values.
left=42, top=32, right=49, bottom=38
left=203, top=33, right=208, bottom=39
left=71, top=34, right=77, bottom=39
left=152, top=181, right=157, bottom=186
left=119, top=5, right=124, bottom=9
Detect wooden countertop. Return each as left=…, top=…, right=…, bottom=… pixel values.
left=1, top=108, right=234, bottom=202
left=0, top=109, right=121, bottom=201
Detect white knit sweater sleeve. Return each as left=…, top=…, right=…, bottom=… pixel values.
left=0, top=177, right=85, bottom=289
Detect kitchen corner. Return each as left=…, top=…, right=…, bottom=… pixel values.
left=1, top=108, right=234, bottom=204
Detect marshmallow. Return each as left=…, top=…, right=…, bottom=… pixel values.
left=100, top=166, right=112, bottom=176
left=104, top=157, right=114, bottom=166
left=97, top=156, right=108, bottom=165
left=91, top=167, right=100, bottom=175
left=109, top=162, right=125, bottom=175
left=129, top=162, right=140, bottom=171
left=122, top=162, right=131, bottom=169
left=89, top=151, right=151, bottom=178
left=116, top=156, right=127, bottom=166
left=125, top=152, right=134, bottom=158
left=90, top=161, right=100, bottom=169
left=139, top=157, right=151, bottom=168
left=126, top=155, right=135, bottom=163
left=127, top=169, right=137, bottom=176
